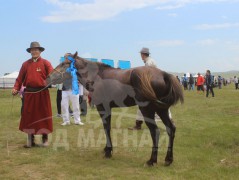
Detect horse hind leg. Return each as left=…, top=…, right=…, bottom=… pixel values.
left=156, top=108, right=176, bottom=166
left=139, top=106, right=159, bottom=166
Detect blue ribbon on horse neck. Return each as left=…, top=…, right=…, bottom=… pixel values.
left=66, top=56, right=79, bottom=95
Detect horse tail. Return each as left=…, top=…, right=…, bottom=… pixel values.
left=138, top=72, right=158, bottom=102
left=162, top=73, right=184, bottom=106
left=138, top=70, right=184, bottom=106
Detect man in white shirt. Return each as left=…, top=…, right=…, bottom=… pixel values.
left=129, top=47, right=172, bottom=130
left=61, top=78, right=84, bottom=126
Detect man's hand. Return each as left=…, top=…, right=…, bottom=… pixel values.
left=12, top=89, right=18, bottom=96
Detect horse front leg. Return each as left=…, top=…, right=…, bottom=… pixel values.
left=96, top=104, right=113, bottom=158
left=140, top=107, right=159, bottom=166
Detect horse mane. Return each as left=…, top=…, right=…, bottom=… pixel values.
left=95, top=62, right=114, bottom=69
left=75, top=56, right=113, bottom=69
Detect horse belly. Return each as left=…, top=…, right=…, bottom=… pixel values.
left=92, top=81, right=136, bottom=107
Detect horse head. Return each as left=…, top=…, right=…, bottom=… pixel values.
left=46, top=52, right=78, bottom=85
left=46, top=51, right=99, bottom=91
left=71, top=52, right=100, bottom=92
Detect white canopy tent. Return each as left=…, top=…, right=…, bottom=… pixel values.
left=0, top=71, right=19, bottom=88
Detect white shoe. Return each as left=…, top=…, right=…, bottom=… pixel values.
left=61, top=122, right=70, bottom=126
left=56, top=114, right=62, bottom=118
left=75, top=122, right=84, bottom=125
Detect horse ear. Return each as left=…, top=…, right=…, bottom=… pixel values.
left=73, top=51, right=78, bottom=59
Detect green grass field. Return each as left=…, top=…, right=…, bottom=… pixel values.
left=0, top=85, right=238, bottom=179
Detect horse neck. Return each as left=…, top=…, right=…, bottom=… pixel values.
left=75, top=57, right=114, bottom=79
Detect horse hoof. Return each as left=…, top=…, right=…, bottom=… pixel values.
left=104, top=151, right=112, bottom=158
left=164, top=160, right=173, bottom=166
left=144, top=160, right=156, bottom=167
left=104, top=154, right=112, bottom=159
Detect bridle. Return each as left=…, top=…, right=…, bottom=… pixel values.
left=53, top=68, right=65, bottom=79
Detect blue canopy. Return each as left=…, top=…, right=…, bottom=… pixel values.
left=118, top=60, right=131, bottom=69
left=101, top=59, right=114, bottom=67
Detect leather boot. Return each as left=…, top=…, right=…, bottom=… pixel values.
left=24, top=134, right=36, bottom=148
left=128, top=120, right=143, bottom=130
left=42, top=134, right=49, bottom=147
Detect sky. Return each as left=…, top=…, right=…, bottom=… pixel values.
left=1, top=0, right=239, bottom=76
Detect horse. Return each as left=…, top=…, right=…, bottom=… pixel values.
left=46, top=52, right=184, bottom=166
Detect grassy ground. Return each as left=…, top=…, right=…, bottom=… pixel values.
left=0, top=84, right=238, bottom=179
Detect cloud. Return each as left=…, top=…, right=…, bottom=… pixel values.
left=156, top=0, right=239, bottom=10
left=221, top=15, right=228, bottom=19
left=168, top=13, right=178, bottom=17
left=42, top=0, right=162, bottom=23
left=157, top=3, right=184, bottom=10
left=197, top=39, right=218, bottom=46
left=138, top=40, right=185, bottom=47
left=225, top=41, right=239, bottom=51
left=42, top=0, right=239, bottom=23
left=194, top=22, right=239, bottom=30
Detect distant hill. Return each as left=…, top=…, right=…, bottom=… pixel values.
left=212, top=71, right=239, bottom=78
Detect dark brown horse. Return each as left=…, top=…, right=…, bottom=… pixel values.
left=46, top=52, right=183, bottom=166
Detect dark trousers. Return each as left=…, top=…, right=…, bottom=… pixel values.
left=183, top=82, right=188, bottom=90
left=56, top=90, right=62, bottom=114
left=29, top=134, right=48, bottom=144
left=79, top=95, right=87, bottom=115
left=235, top=83, right=238, bottom=89
left=206, top=85, right=214, bottom=97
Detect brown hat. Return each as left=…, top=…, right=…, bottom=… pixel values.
left=26, top=41, right=45, bottom=53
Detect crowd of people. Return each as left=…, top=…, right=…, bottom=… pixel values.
left=178, top=71, right=238, bottom=97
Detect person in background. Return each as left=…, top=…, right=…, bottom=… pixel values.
left=223, top=78, right=226, bottom=86
left=218, top=76, right=222, bottom=89
left=56, top=83, right=63, bottom=117
left=129, top=47, right=172, bottom=130
left=188, top=74, right=194, bottom=91
left=80, top=87, right=89, bottom=116
left=56, top=83, right=74, bottom=118
left=182, top=74, right=188, bottom=90
left=61, top=75, right=84, bottom=126
left=176, top=76, right=181, bottom=83
left=205, top=70, right=215, bottom=97
left=197, top=73, right=204, bottom=93
left=234, top=76, right=238, bottom=90
left=12, top=42, right=53, bottom=148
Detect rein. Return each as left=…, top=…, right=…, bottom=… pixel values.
left=22, top=55, right=84, bottom=94
left=20, top=68, right=65, bottom=94
left=53, top=68, right=65, bottom=79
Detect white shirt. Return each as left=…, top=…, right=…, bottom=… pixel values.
left=234, top=77, right=238, bottom=84
left=145, top=57, right=157, bottom=68
left=56, top=83, right=63, bottom=90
